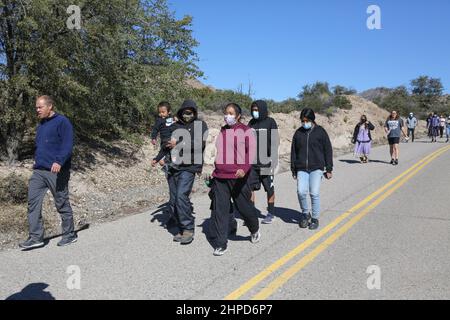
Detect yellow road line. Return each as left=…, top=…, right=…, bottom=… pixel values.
left=252, top=145, right=450, bottom=300
left=225, top=146, right=450, bottom=300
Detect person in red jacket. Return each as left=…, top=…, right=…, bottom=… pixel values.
left=209, top=103, right=260, bottom=256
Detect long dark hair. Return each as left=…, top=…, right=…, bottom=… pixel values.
left=388, top=111, right=399, bottom=121
left=360, top=115, right=369, bottom=129
left=300, top=108, right=316, bottom=124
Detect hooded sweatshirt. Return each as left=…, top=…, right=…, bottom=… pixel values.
left=213, top=122, right=257, bottom=180
left=431, top=115, right=440, bottom=128
left=170, top=100, right=208, bottom=174
left=406, top=116, right=418, bottom=129
left=248, top=100, right=279, bottom=172
left=291, top=125, right=333, bottom=175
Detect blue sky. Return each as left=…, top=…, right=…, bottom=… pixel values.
left=169, top=0, right=450, bottom=101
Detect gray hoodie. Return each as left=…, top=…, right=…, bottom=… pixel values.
left=406, top=116, right=418, bottom=129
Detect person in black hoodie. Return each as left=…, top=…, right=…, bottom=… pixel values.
left=166, top=100, right=208, bottom=245
left=291, top=108, right=333, bottom=231
left=248, top=100, right=280, bottom=224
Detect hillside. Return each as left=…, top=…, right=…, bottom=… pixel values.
left=0, top=95, right=427, bottom=250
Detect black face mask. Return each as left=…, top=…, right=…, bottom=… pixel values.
left=182, top=112, right=195, bottom=123
left=361, top=118, right=367, bottom=124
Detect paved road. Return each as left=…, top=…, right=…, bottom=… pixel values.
left=1, top=140, right=449, bottom=300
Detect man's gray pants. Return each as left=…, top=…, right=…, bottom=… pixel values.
left=27, top=169, right=75, bottom=241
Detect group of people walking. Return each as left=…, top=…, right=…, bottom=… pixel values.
left=147, top=100, right=333, bottom=256
left=18, top=95, right=449, bottom=257
left=427, top=113, right=450, bottom=143
left=352, top=110, right=408, bottom=165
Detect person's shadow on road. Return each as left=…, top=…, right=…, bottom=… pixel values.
left=273, top=207, right=300, bottom=224
left=150, top=203, right=179, bottom=237
left=199, top=216, right=253, bottom=250
left=20, top=224, right=90, bottom=252
left=5, top=283, right=55, bottom=300
left=339, top=159, right=391, bottom=165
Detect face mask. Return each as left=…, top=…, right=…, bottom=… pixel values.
left=361, top=118, right=367, bottom=123
left=252, top=111, right=260, bottom=120
left=225, top=115, right=237, bottom=127
left=303, top=122, right=312, bottom=130
left=182, top=112, right=195, bottom=123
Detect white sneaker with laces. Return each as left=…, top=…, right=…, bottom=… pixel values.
left=213, top=247, right=228, bottom=256
left=251, top=231, right=261, bottom=244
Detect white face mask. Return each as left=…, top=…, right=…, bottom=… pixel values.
left=225, top=115, right=237, bottom=126
left=302, top=122, right=312, bottom=130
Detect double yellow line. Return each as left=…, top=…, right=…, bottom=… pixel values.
left=225, top=145, right=450, bottom=300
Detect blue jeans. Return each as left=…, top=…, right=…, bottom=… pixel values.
left=297, top=170, right=323, bottom=219
left=447, top=127, right=450, bottom=139
left=171, top=170, right=196, bottom=232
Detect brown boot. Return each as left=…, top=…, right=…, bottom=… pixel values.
left=180, top=230, right=194, bottom=245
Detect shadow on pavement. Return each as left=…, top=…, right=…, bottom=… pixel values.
left=5, top=283, right=55, bottom=300
left=20, top=224, right=90, bottom=252
left=150, top=203, right=179, bottom=236
left=339, top=159, right=391, bottom=165
left=274, top=207, right=300, bottom=224
left=199, top=217, right=253, bottom=250
left=339, top=159, right=361, bottom=164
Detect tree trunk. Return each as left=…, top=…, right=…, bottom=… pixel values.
left=6, top=122, right=21, bottom=165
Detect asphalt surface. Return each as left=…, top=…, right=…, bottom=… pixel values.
left=0, top=139, right=449, bottom=300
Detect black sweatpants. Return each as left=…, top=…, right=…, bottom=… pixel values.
left=209, top=177, right=259, bottom=249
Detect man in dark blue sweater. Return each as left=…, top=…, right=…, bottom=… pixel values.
left=19, top=96, right=77, bottom=250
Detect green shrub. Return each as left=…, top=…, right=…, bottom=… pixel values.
left=0, top=173, right=28, bottom=204
left=325, top=107, right=336, bottom=118
left=333, top=96, right=352, bottom=110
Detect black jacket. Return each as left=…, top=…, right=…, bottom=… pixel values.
left=152, top=116, right=176, bottom=162
left=171, top=105, right=208, bottom=174
left=352, top=122, right=375, bottom=144
left=291, top=125, right=333, bottom=176
left=151, top=116, right=174, bottom=144
left=248, top=100, right=279, bottom=171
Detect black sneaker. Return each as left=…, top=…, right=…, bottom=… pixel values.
left=394, top=159, right=399, bottom=166
left=213, top=247, right=228, bottom=256
left=57, top=237, right=78, bottom=247
left=390, top=159, right=395, bottom=165
left=299, top=213, right=311, bottom=229
left=309, top=219, right=319, bottom=230
left=19, top=238, right=44, bottom=250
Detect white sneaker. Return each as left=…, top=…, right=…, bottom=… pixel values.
left=213, top=247, right=228, bottom=256
left=251, top=231, right=261, bottom=244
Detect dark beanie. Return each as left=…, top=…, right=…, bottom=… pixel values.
left=300, top=108, right=316, bottom=122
